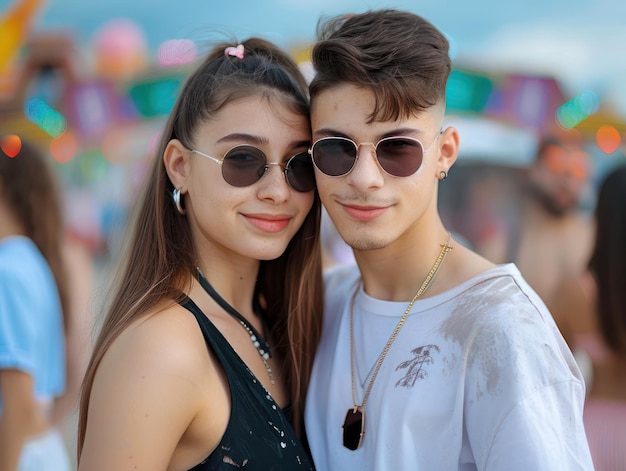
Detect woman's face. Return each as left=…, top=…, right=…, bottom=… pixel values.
left=182, top=95, right=313, bottom=265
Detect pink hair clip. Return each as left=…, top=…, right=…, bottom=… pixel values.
left=224, top=44, right=244, bottom=59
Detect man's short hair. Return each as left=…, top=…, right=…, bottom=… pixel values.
left=310, top=9, right=451, bottom=123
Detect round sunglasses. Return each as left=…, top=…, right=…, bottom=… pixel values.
left=308, top=133, right=441, bottom=178
left=189, top=145, right=315, bottom=193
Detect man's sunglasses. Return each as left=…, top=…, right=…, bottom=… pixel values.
left=308, top=133, right=441, bottom=178
left=189, top=145, right=316, bottom=193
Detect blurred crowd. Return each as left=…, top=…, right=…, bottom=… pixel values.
left=1, top=1, right=626, bottom=470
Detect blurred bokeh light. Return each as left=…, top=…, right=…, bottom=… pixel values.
left=0, top=133, right=22, bottom=157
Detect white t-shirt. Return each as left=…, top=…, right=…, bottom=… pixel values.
left=305, top=264, right=594, bottom=470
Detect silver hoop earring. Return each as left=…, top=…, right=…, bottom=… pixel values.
left=173, top=187, right=185, bottom=215
left=439, top=170, right=447, bottom=181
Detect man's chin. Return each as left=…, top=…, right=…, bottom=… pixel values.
left=530, top=187, right=577, bottom=218
left=541, top=198, right=577, bottom=218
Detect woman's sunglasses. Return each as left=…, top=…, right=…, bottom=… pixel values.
left=189, top=145, right=316, bottom=193
left=308, top=133, right=441, bottom=178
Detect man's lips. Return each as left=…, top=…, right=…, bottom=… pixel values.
left=243, top=214, right=291, bottom=233
left=341, top=203, right=388, bottom=221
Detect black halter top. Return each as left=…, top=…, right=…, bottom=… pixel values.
left=180, top=293, right=315, bottom=470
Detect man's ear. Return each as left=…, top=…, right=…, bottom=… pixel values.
left=164, top=139, right=190, bottom=190
left=437, top=126, right=459, bottom=177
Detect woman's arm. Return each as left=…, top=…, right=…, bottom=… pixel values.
left=52, top=241, right=94, bottom=429
left=0, top=369, right=47, bottom=471
left=78, top=307, right=216, bottom=471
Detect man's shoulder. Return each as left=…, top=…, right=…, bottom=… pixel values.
left=454, top=264, right=549, bottom=315
left=0, top=236, right=40, bottom=269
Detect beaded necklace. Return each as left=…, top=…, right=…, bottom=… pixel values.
left=196, top=267, right=275, bottom=384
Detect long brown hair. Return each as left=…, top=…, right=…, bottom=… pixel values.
left=77, top=37, right=323, bottom=454
left=0, top=138, right=69, bottom=328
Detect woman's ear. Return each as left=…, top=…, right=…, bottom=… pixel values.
left=437, top=126, right=459, bottom=177
left=163, top=139, right=190, bottom=190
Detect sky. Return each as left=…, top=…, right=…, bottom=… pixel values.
left=4, top=0, right=626, bottom=116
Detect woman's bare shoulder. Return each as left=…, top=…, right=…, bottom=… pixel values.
left=106, top=300, right=209, bottom=376
left=80, top=301, right=227, bottom=469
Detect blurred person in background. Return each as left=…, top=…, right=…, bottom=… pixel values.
left=551, top=163, right=626, bottom=471
left=77, top=37, right=322, bottom=470
left=0, top=137, right=72, bottom=471
left=478, top=132, right=594, bottom=308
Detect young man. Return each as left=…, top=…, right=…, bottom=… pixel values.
left=304, top=9, right=594, bottom=470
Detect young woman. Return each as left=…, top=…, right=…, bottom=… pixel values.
left=77, top=38, right=323, bottom=470
left=0, top=137, right=71, bottom=471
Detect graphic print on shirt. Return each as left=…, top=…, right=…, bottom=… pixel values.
left=395, top=344, right=441, bottom=387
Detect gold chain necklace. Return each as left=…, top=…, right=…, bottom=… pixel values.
left=342, top=237, right=453, bottom=450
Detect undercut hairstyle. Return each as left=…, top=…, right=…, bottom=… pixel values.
left=310, top=9, right=452, bottom=123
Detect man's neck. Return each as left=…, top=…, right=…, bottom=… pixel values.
left=521, top=191, right=575, bottom=225
left=353, top=234, right=452, bottom=302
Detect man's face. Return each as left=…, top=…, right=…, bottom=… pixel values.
left=309, top=83, right=454, bottom=253
left=528, top=144, right=591, bottom=217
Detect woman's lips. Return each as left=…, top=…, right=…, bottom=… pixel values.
left=243, top=214, right=291, bottom=232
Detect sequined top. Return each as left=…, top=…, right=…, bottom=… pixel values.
left=181, top=297, right=315, bottom=470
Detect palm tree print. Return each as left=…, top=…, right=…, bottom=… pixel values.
left=395, top=344, right=441, bottom=387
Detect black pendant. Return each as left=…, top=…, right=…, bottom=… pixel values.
left=342, top=407, right=365, bottom=450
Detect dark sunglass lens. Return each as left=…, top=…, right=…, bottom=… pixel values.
left=377, top=138, right=423, bottom=177
left=222, top=146, right=267, bottom=186
left=286, top=153, right=316, bottom=192
left=312, top=138, right=357, bottom=176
